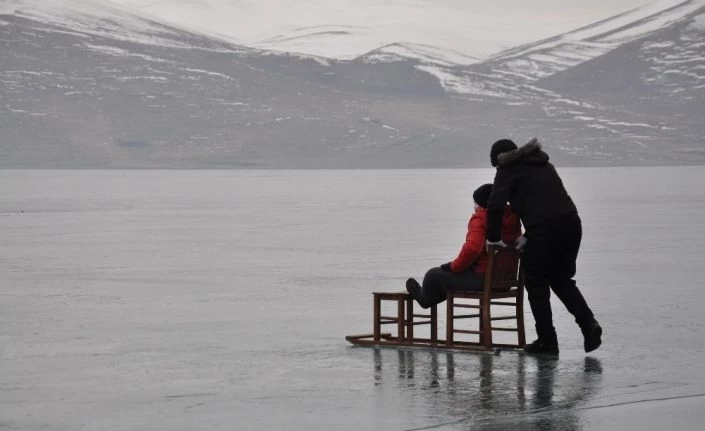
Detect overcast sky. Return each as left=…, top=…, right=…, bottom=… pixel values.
left=489, top=0, right=665, bottom=20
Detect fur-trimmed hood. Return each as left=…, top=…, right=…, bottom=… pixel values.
left=496, top=138, right=549, bottom=166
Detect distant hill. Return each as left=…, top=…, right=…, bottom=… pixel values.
left=1, top=0, right=703, bottom=168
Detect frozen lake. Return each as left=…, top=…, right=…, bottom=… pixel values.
left=2, top=167, right=705, bottom=430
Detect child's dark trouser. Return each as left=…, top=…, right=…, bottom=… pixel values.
left=523, top=213, right=595, bottom=343
left=421, top=266, right=485, bottom=306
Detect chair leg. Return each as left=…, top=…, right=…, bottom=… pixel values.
left=397, top=299, right=405, bottom=341
left=479, top=301, right=484, bottom=344
left=406, top=296, right=414, bottom=342
left=517, top=297, right=526, bottom=347
left=373, top=295, right=381, bottom=342
left=446, top=294, right=454, bottom=346
left=430, top=304, right=438, bottom=343
left=482, top=298, right=492, bottom=349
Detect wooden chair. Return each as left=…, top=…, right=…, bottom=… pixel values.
left=445, top=244, right=526, bottom=350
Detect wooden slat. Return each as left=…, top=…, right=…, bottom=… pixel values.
left=491, top=281, right=518, bottom=290
left=490, top=327, right=518, bottom=332
left=410, top=320, right=436, bottom=326
left=454, top=329, right=482, bottom=335
left=453, top=303, right=480, bottom=309
left=451, top=292, right=483, bottom=299
left=488, top=292, right=519, bottom=298
left=490, top=315, right=518, bottom=321
left=373, top=292, right=408, bottom=297
left=345, top=336, right=493, bottom=352
left=402, top=337, right=441, bottom=344
left=453, top=313, right=481, bottom=319
left=346, top=333, right=392, bottom=341
left=493, top=342, right=522, bottom=348
left=490, top=301, right=517, bottom=306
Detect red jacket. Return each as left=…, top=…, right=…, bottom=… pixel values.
left=450, top=205, right=522, bottom=273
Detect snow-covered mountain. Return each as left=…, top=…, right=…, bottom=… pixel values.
left=105, top=0, right=644, bottom=62
left=411, top=0, right=705, bottom=96
left=1, top=0, right=704, bottom=168
left=105, top=0, right=705, bottom=91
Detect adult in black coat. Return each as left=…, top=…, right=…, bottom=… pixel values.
left=485, top=138, right=602, bottom=355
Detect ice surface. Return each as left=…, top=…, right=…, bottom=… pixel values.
left=2, top=167, right=705, bottom=430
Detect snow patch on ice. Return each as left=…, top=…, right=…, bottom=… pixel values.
left=415, top=65, right=507, bottom=98
left=84, top=44, right=176, bottom=66
left=369, top=43, right=480, bottom=67
left=644, top=41, right=675, bottom=49
left=554, top=98, right=582, bottom=106
left=181, top=68, right=233, bottom=80
left=115, top=75, right=168, bottom=82
left=84, top=43, right=130, bottom=56
left=586, top=124, right=609, bottom=130
left=602, top=120, right=655, bottom=128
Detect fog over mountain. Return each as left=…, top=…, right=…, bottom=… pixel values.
left=1, top=0, right=704, bottom=168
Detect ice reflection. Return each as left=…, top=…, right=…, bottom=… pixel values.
left=371, top=349, right=602, bottom=430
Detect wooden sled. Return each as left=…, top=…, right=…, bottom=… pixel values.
left=346, top=245, right=526, bottom=353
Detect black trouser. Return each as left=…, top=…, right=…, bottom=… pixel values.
left=523, top=213, right=595, bottom=343
left=420, top=266, right=485, bottom=307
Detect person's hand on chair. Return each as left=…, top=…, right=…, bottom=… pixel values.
left=515, top=235, right=528, bottom=250
left=485, top=239, right=507, bottom=252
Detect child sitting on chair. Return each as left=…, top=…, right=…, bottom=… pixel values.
left=406, top=183, right=523, bottom=308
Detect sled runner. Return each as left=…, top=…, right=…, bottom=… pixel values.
left=346, top=245, right=526, bottom=352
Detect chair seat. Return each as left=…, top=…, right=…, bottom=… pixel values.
left=372, top=291, right=409, bottom=300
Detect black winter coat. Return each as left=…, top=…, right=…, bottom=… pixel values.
left=486, top=139, right=578, bottom=242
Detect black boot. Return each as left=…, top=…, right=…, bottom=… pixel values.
left=582, top=320, right=602, bottom=353
left=524, top=338, right=559, bottom=356
left=405, top=278, right=429, bottom=308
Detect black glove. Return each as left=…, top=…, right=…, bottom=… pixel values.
left=440, top=262, right=452, bottom=272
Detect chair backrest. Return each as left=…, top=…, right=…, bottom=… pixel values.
left=484, top=245, right=523, bottom=292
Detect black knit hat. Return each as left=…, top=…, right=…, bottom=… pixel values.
left=473, top=183, right=493, bottom=208
left=490, top=139, right=518, bottom=167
